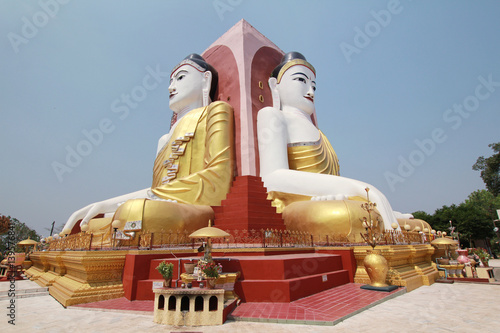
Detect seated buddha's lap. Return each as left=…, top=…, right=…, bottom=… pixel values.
left=282, top=200, right=383, bottom=243
left=86, top=199, right=214, bottom=245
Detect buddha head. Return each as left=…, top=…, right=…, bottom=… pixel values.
left=269, top=52, right=316, bottom=115
left=169, top=53, right=219, bottom=113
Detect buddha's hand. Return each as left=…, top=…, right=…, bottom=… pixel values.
left=64, top=188, right=150, bottom=230
left=77, top=201, right=119, bottom=227
left=76, top=197, right=177, bottom=227
left=311, top=194, right=348, bottom=201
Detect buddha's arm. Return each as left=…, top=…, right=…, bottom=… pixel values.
left=267, top=170, right=398, bottom=230
left=257, top=107, right=398, bottom=230
left=63, top=188, right=150, bottom=231
left=258, top=107, right=372, bottom=195
left=257, top=107, right=290, bottom=176
left=151, top=101, right=234, bottom=206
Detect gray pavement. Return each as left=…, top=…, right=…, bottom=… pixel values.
left=2, top=261, right=500, bottom=333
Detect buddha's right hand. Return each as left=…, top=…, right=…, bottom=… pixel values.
left=78, top=201, right=115, bottom=226
left=63, top=198, right=126, bottom=232
left=63, top=201, right=114, bottom=232
left=63, top=188, right=151, bottom=231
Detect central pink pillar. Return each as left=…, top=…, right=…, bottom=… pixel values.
left=202, top=19, right=283, bottom=177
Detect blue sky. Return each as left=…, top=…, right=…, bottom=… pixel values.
left=1, top=0, right=499, bottom=236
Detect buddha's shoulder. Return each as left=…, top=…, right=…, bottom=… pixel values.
left=257, top=106, right=283, bottom=121
left=208, top=101, right=233, bottom=113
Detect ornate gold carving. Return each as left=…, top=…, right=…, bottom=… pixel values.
left=353, top=245, right=438, bottom=291
left=276, top=59, right=316, bottom=83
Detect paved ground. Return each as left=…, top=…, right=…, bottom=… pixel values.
left=2, top=261, right=500, bottom=332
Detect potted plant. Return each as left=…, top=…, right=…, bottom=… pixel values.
left=197, top=261, right=222, bottom=288
left=184, top=259, right=197, bottom=274
left=156, top=261, right=174, bottom=287
left=469, top=248, right=491, bottom=267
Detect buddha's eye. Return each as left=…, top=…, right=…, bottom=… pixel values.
left=312, top=86, right=317, bottom=91
left=295, top=77, right=306, bottom=83
left=178, top=74, right=185, bottom=81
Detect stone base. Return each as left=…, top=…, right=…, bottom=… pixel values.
left=37, top=271, right=62, bottom=287
left=180, top=272, right=241, bottom=300
left=415, top=262, right=439, bottom=285
left=354, top=244, right=437, bottom=292
left=29, top=250, right=127, bottom=307
left=25, top=265, right=45, bottom=282
left=30, top=243, right=438, bottom=307
left=360, top=284, right=399, bottom=292
left=154, top=287, right=225, bottom=326
left=50, top=275, right=124, bottom=307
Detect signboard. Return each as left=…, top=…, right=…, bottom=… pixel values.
left=124, top=220, right=142, bottom=231
left=152, top=281, right=163, bottom=290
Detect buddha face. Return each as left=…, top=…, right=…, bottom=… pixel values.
left=276, top=65, right=316, bottom=115
left=168, top=64, right=209, bottom=113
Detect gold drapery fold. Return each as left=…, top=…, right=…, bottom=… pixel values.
left=151, top=101, right=234, bottom=206
left=287, top=130, right=340, bottom=176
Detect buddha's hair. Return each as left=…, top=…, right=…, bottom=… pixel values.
left=171, top=53, right=219, bottom=101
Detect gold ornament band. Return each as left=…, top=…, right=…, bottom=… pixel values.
left=276, top=59, right=316, bottom=83
left=171, top=59, right=206, bottom=75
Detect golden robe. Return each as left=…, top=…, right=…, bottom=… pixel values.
left=270, top=129, right=382, bottom=242
left=102, top=101, right=234, bottom=238
left=151, top=101, right=234, bottom=205
left=287, top=130, right=340, bottom=176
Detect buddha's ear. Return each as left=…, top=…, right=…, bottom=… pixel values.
left=202, top=71, right=212, bottom=107
left=268, top=77, right=280, bottom=109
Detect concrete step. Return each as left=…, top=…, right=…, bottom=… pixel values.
left=138, top=254, right=350, bottom=303
left=237, top=269, right=350, bottom=302
left=0, top=287, right=49, bottom=300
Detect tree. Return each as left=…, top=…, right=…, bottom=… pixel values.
left=460, top=190, right=499, bottom=240
left=429, top=204, right=459, bottom=235
left=425, top=190, right=499, bottom=248
left=412, top=210, right=433, bottom=223
left=0, top=215, right=41, bottom=259
left=473, top=142, right=500, bottom=196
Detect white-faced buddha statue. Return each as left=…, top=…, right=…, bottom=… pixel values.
left=257, top=52, right=401, bottom=240
left=62, top=54, right=234, bottom=244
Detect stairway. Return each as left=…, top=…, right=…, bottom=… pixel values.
left=132, top=252, right=350, bottom=303
left=0, top=286, right=49, bottom=300
left=223, top=253, right=350, bottom=302
left=213, top=175, right=286, bottom=232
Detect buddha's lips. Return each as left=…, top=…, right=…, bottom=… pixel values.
left=169, top=93, right=176, bottom=99
left=305, top=96, right=314, bottom=102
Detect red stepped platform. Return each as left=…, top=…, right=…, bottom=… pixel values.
left=134, top=257, right=189, bottom=301
left=123, top=253, right=197, bottom=301
left=213, top=175, right=285, bottom=231
left=129, top=252, right=350, bottom=303
left=222, top=253, right=350, bottom=302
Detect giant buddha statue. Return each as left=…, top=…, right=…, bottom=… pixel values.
left=257, top=52, right=402, bottom=241
left=62, top=54, right=234, bottom=243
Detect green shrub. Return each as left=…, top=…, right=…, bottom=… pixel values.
left=156, top=261, right=174, bottom=279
